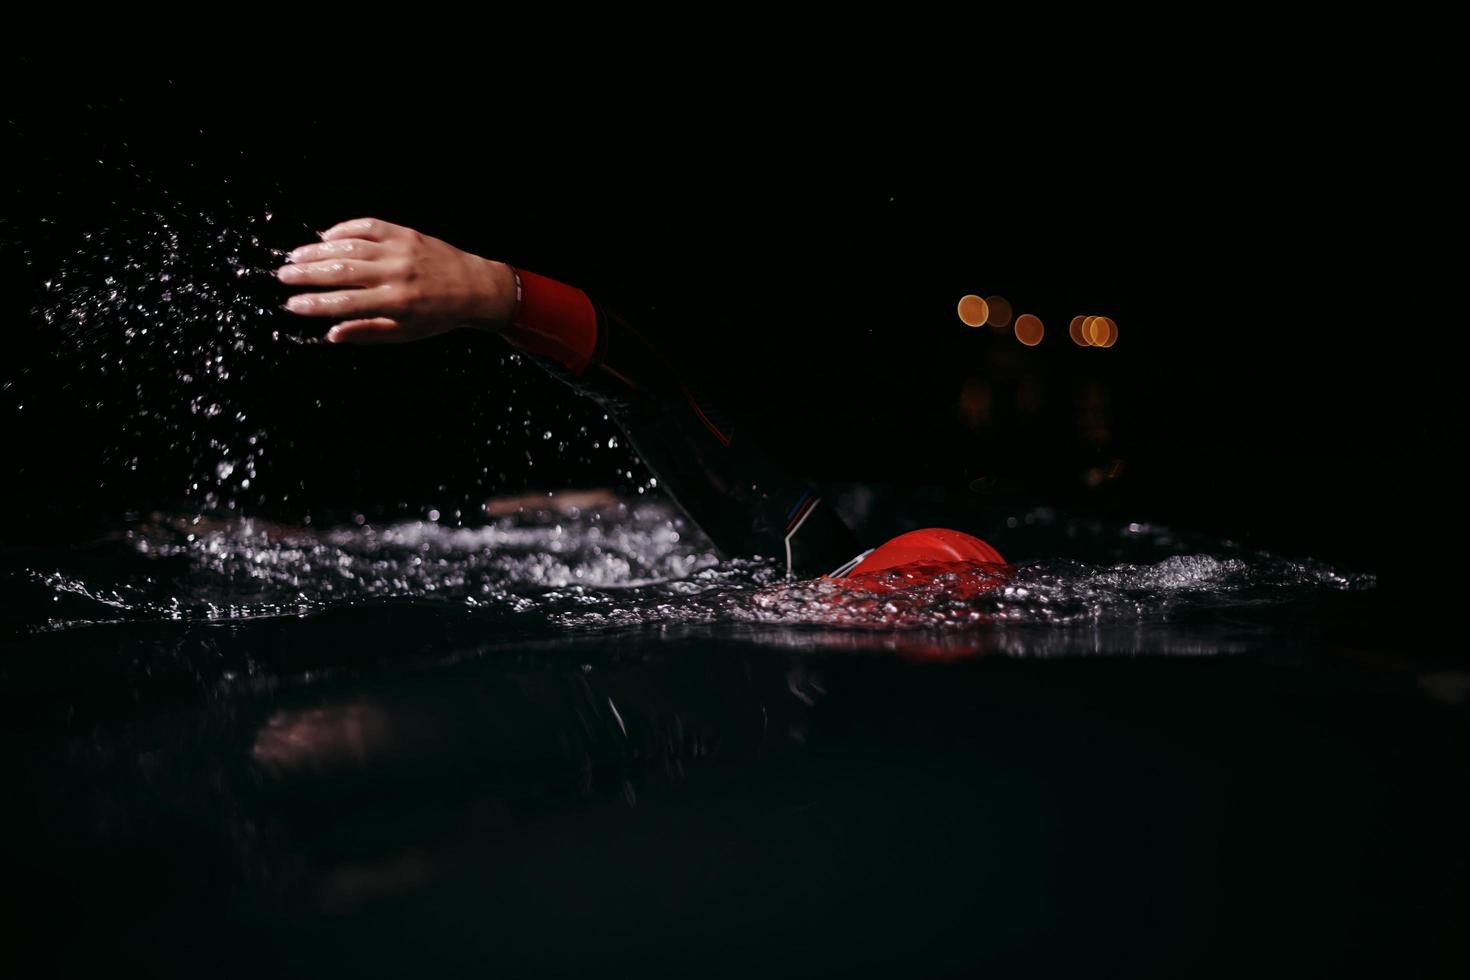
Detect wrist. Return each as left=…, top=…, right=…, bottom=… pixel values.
left=472, top=258, right=519, bottom=330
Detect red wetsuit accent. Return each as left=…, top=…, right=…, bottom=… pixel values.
left=503, top=267, right=599, bottom=375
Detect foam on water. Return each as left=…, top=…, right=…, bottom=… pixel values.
left=15, top=500, right=1375, bottom=643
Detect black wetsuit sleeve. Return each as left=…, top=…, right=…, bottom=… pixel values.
left=523, top=297, right=861, bottom=579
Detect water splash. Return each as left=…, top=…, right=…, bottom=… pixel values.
left=12, top=501, right=1374, bottom=641
left=16, top=205, right=649, bottom=520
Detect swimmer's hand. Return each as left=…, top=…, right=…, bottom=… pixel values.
left=277, top=218, right=517, bottom=344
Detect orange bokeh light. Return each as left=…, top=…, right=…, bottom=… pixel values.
left=957, top=294, right=989, bottom=328
left=1014, top=314, right=1044, bottom=346
left=985, top=295, right=1013, bottom=328
left=1088, top=316, right=1117, bottom=348
left=1069, top=315, right=1088, bottom=346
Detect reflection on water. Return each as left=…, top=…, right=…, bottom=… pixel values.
left=8, top=604, right=1466, bottom=977
left=10, top=627, right=825, bottom=917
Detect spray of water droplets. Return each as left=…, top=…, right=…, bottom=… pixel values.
left=31, top=205, right=301, bottom=512
left=19, top=204, right=651, bottom=522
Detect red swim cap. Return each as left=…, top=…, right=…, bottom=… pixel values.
left=845, top=528, right=1005, bottom=577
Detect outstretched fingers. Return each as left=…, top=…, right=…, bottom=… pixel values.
left=285, top=285, right=396, bottom=318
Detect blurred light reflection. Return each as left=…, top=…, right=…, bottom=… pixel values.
left=985, top=295, right=1013, bottom=328
left=1014, top=314, right=1044, bottom=346
left=957, top=294, right=989, bottom=327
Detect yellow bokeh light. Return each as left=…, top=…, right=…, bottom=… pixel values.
left=985, top=295, right=1013, bottom=328
left=957, top=294, right=989, bottom=328
left=1097, top=316, right=1118, bottom=348
left=1014, top=314, right=1044, bottom=346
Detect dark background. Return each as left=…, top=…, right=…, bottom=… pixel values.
left=2, top=56, right=1458, bottom=588
left=4, top=55, right=1469, bottom=979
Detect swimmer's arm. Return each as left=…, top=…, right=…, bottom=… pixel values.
left=279, top=218, right=860, bottom=574
left=279, top=217, right=616, bottom=382
left=278, top=218, right=597, bottom=371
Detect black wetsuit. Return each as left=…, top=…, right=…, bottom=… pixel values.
left=523, top=295, right=863, bottom=579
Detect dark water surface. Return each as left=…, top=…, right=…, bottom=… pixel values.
left=4, top=499, right=1466, bottom=976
